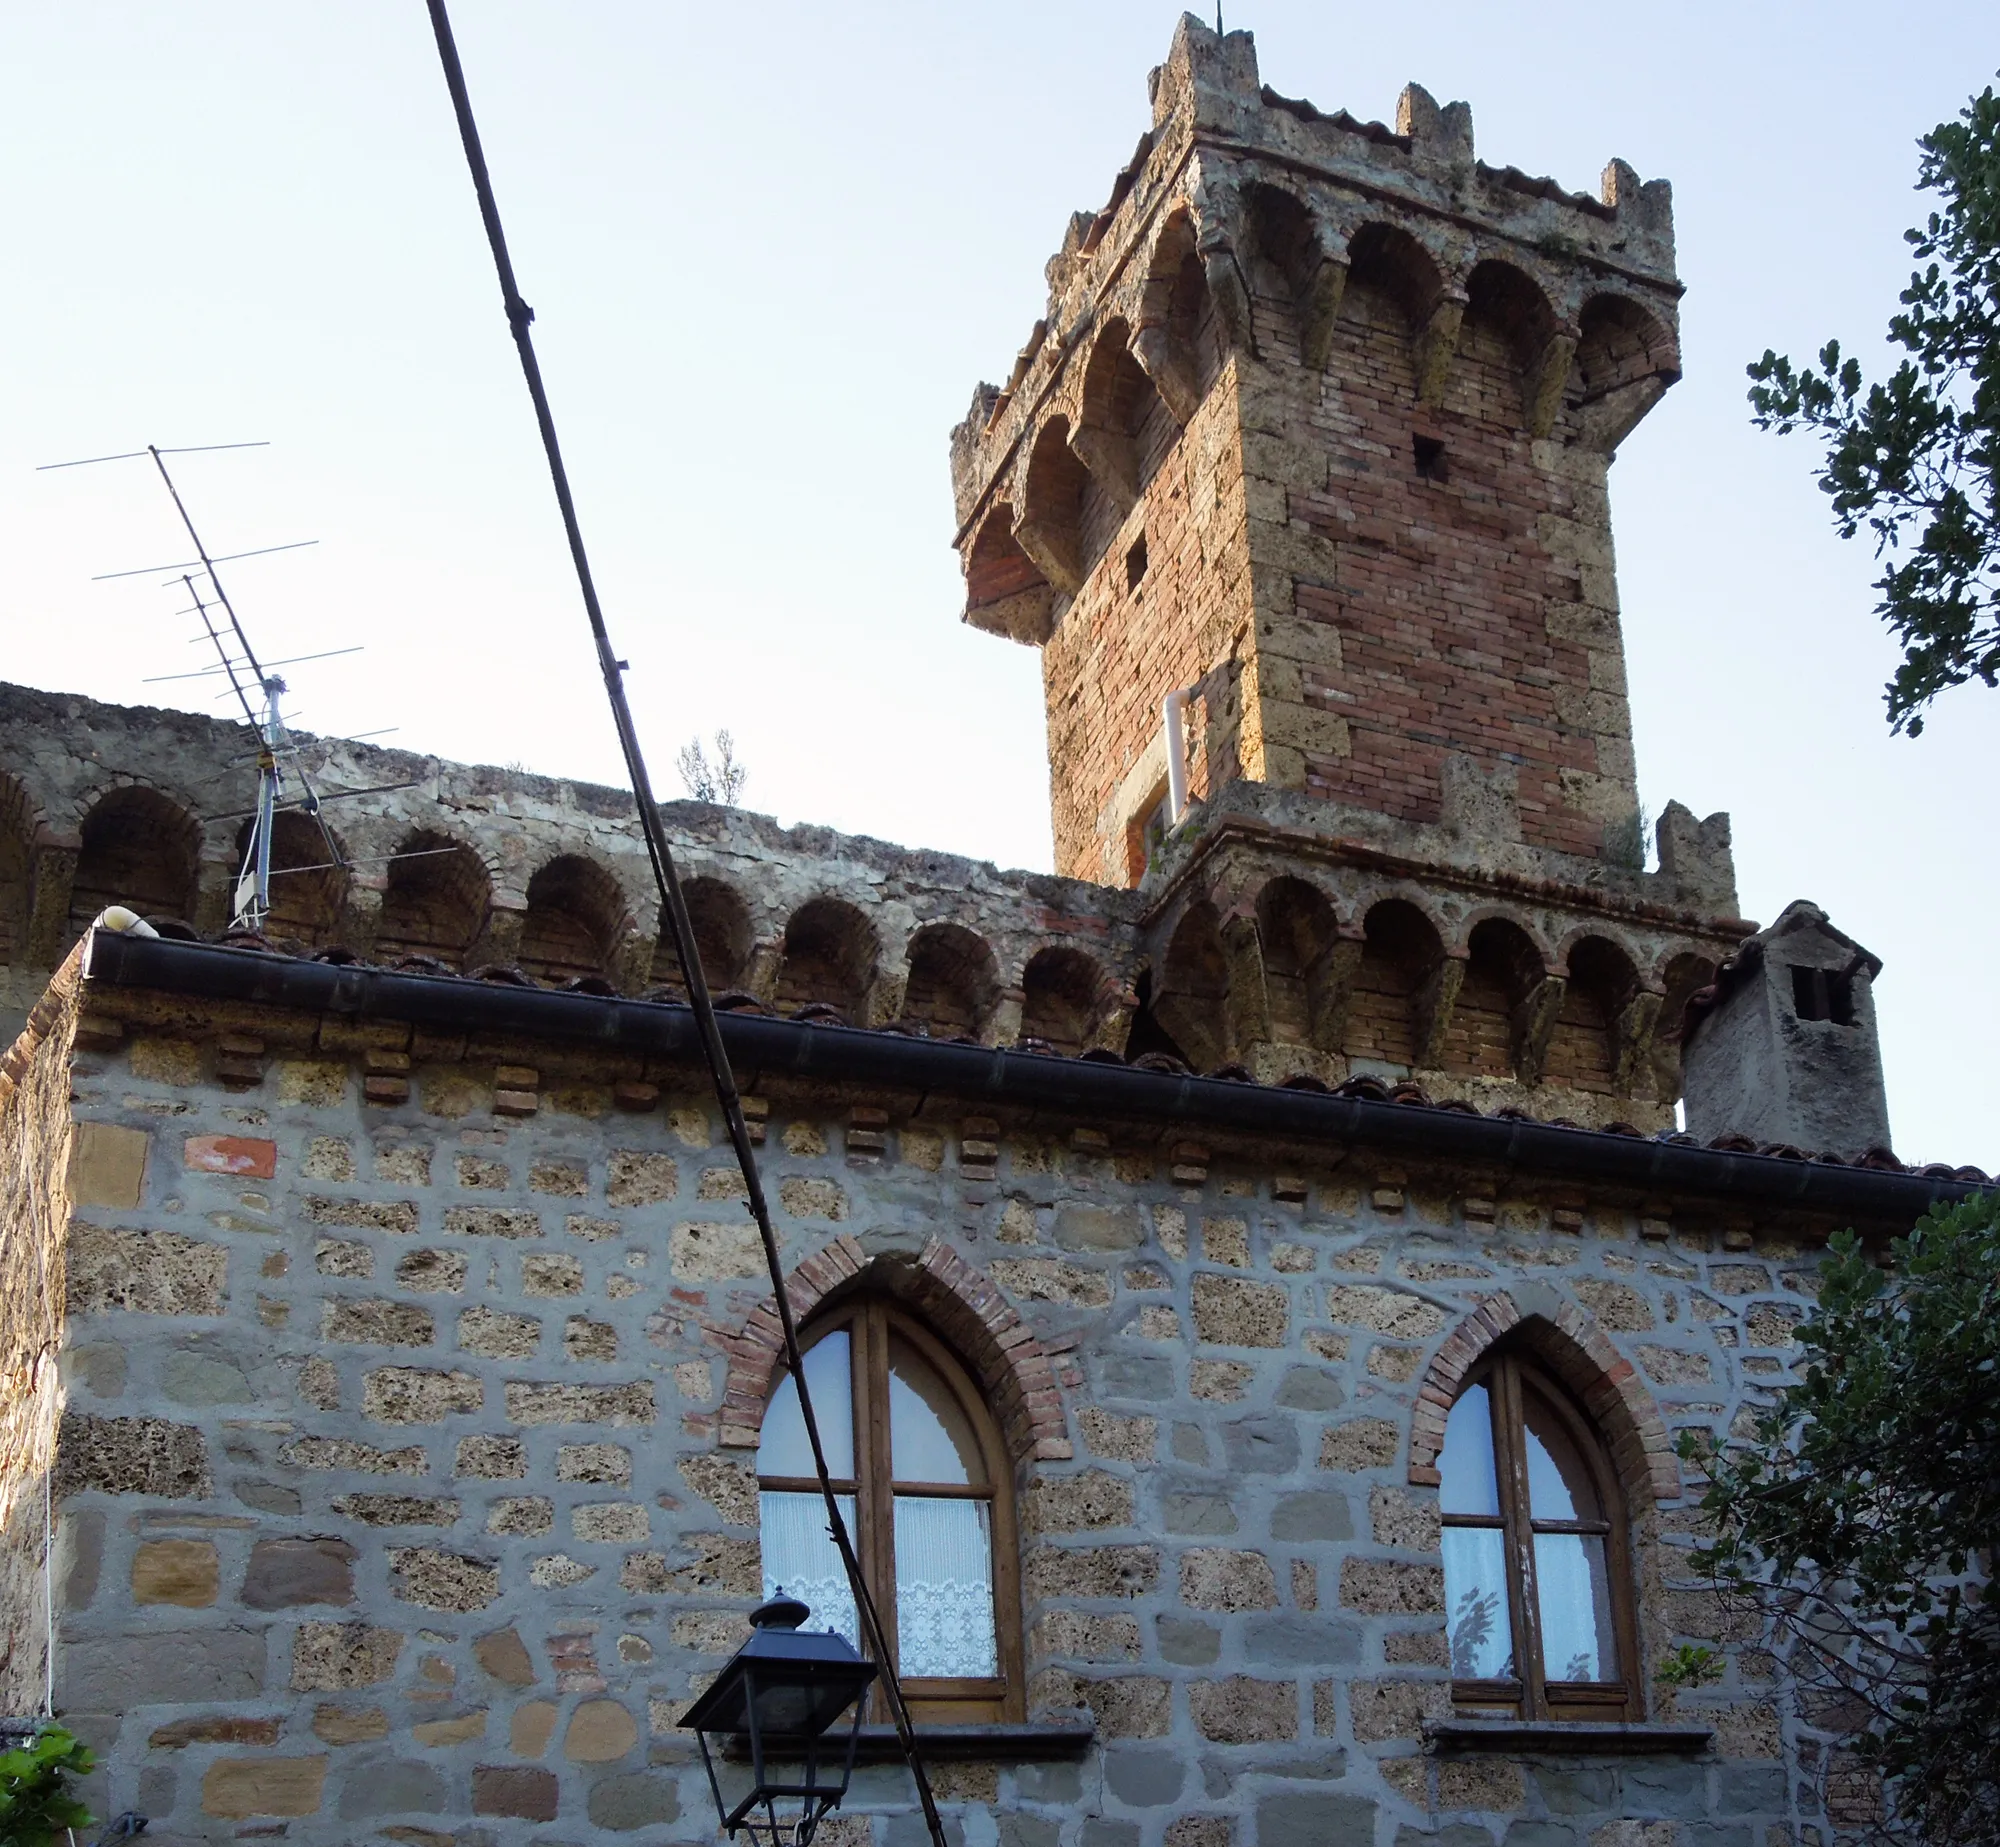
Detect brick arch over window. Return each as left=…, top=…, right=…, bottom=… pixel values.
left=716, top=1235, right=1072, bottom=1471
left=1410, top=1286, right=1679, bottom=1503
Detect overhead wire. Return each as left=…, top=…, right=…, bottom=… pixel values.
left=417, top=8, right=950, bottom=1845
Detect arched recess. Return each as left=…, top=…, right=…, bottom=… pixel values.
left=1647, top=950, right=1719, bottom=1103
left=1410, top=1287, right=1680, bottom=1503
left=1257, top=876, right=1342, bottom=1050
left=1344, top=898, right=1445, bottom=1071
left=773, top=897, right=878, bottom=1019
left=1570, top=293, right=1680, bottom=451
left=1014, top=418, right=1090, bottom=597
left=649, top=876, right=753, bottom=997
left=1129, top=208, right=1213, bottom=427
left=717, top=1232, right=1071, bottom=1467
left=374, top=831, right=491, bottom=969
left=1019, top=945, right=1116, bottom=1056
left=0, top=772, right=35, bottom=967
left=1072, top=316, right=1164, bottom=509
left=1545, top=935, right=1641, bottom=1095
left=1154, top=901, right=1230, bottom=1073
left=1245, top=183, right=1341, bottom=365
left=520, top=854, right=630, bottom=987
left=962, top=502, right=1052, bottom=646
left=67, top=786, right=200, bottom=940
left=237, top=811, right=347, bottom=950
left=902, top=923, right=998, bottom=1040
left=1343, top=221, right=1451, bottom=403
left=1464, top=259, right=1567, bottom=433
left=1442, top=916, right=1546, bottom=1079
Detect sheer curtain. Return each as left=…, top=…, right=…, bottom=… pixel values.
left=892, top=1497, right=997, bottom=1679
left=759, top=1490, right=859, bottom=1649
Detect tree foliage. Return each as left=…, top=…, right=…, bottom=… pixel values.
left=675, top=729, right=747, bottom=806
left=0, top=1726, right=93, bottom=1847
left=1748, top=82, right=2000, bottom=735
left=1685, top=1193, right=2000, bottom=1845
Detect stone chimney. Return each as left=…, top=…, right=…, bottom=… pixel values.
left=1681, top=901, right=1892, bottom=1159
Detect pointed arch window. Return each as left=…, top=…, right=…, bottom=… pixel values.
left=1440, top=1348, right=1640, bottom=1720
left=756, top=1299, right=1023, bottom=1723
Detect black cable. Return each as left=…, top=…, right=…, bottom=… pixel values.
left=418, top=9, right=950, bottom=1846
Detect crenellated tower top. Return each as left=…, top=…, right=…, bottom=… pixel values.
left=950, top=14, right=1686, bottom=890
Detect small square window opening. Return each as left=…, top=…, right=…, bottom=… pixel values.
left=1126, top=532, right=1149, bottom=592
left=1413, top=435, right=1449, bottom=482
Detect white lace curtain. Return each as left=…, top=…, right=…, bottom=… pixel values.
left=757, top=1491, right=996, bottom=1679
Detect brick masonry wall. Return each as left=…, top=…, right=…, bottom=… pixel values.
left=47, top=987, right=1855, bottom=1846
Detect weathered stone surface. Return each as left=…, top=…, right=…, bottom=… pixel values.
left=678, top=1454, right=756, bottom=1525
left=243, top=1537, right=358, bottom=1609
left=1026, top=1545, right=1159, bottom=1600
left=334, top=1759, right=447, bottom=1818
left=395, top=1248, right=468, bottom=1293
left=1270, top=1490, right=1354, bottom=1541
left=456, top=1434, right=526, bottom=1478
left=669, top=1220, right=764, bottom=1280
left=149, top=1715, right=282, bottom=1750
left=607, top=1151, right=678, bottom=1206
left=332, top=1493, right=460, bottom=1526
left=458, top=1306, right=541, bottom=1358
left=1190, top=1675, right=1297, bottom=1744
left=564, top=1698, right=639, bottom=1762
left=1054, top=1203, right=1142, bottom=1251
left=67, top=1120, right=150, bottom=1208
left=282, top=1435, right=427, bottom=1475
left=992, top=1256, right=1112, bottom=1307
left=1572, top=1278, right=1655, bottom=1331
left=363, top=1367, right=482, bottom=1423
left=1258, top=1792, right=1377, bottom=1847
left=1180, top=1547, right=1278, bottom=1612
left=487, top=1495, right=553, bottom=1535
left=131, top=1537, right=219, bottom=1607
left=562, top=1442, right=634, bottom=1485
left=67, top=1626, right=266, bottom=1707
left=1318, top=1417, right=1400, bottom=1471
left=1350, top=1676, right=1450, bottom=1742
left=66, top=1223, right=225, bottom=1315
left=292, top=1622, right=404, bottom=1690
left=1191, top=1274, right=1288, bottom=1347
left=588, top=1772, right=681, bottom=1830
left=472, top=1765, right=559, bottom=1820
left=390, top=1547, right=501, bottom=1612
left=474, top=1626, right=536, bottom=1686
left=443, top=1206, right=541, bottom=1239
left=56, top=1412, right=210, bottom=1497
left=201, top=1756, right=328, bottom=1819
left=1026, top=1470, right=1134, bottom=1534
left=505, top=1380, right=656, bottom=1426
left=1323, top=1284, right=1447, bottom=1338
left=324, top=1298, right=436, bottom=1347
left=1340, top=1557, right=1445, bottom=1614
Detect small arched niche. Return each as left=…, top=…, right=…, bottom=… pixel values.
left=1545, top=936, right=1642, bottom=1094
left=1016, top=417, right=1091, bottom=596
left=902, top=924, right=998, bottom=1040
left=650, top=876, right=753, bottom=998
left=774, top=897, right=879, bottom=1020
left=1344, top=898, right=1445, bottom=1071
left=1463, top=259, right=1562, bottom=428
left=519, top=854, right=629, bottom=987
left=1442, top=917, right=1546, bottom=1079
left=1256, top=876, right=1341, bottom=1050
left=374, top=831, right=491, bottom=969
left=963, top=501, right=1052, bottom=645
left=1073, top=316, right=1164, bottom=510
left=1154, top=901, right=1231, bottom=1073
left=1019, top=945, right=1112, bottom=1056
left=1569, top=293, right=1680, bottom=450
left=68, top=787, right=201, bottom=942
left=237, top=811, right=348, bottom=950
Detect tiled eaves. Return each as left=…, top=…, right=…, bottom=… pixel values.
left=76, top=932, right=1991, bottom=1222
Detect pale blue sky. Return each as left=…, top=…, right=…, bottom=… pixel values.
left=3, top=3, right=1996, bottom=1164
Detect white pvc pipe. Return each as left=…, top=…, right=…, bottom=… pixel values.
left=1162, top=686, right=1193, bottom=826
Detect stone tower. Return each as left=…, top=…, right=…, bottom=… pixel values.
left=951, top=15, right=1680, bottom=886
left=950, top=14, right=1741, bottom=1128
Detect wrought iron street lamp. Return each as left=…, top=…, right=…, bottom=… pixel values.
left=684, top=1593, right=878, bottom=1847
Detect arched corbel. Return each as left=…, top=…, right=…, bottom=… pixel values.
left=1299, top=230, right=1351, bottom=372
left=1218, top=908, right=1271, bottom=1054
left=1414, top=950, right=1467, bottom=1069
left=1307, top=933, right=1365, bottom=1054
left=1526, top=324, right=1580, bottom=439
left=1202, top=245, right=1256, bottom=357
left=1513, top=974, right=1567, bottom=1087
left=1067, top=423, right=1138, bottom=512
left=1612, top=988, right=1663, bottom=1096
left=1129, top=323, right=1201, bottom=426
left=1414, top=286, right=1468, bottom=410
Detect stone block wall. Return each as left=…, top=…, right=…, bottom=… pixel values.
left=46, top=976, right=1865, bottom=1845
left=0, top=945, right=82, bottom=1713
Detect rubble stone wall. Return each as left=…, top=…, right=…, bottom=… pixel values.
left=53, top=980, right=1851, bottom=1845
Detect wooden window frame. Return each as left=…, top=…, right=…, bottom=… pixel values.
left=1444, top=1350, right=1643, bottom=1721
left=758, top=1298, right=1025, bottom=1724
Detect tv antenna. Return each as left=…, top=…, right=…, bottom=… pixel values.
left=38, top=441, right=418, bottom=932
